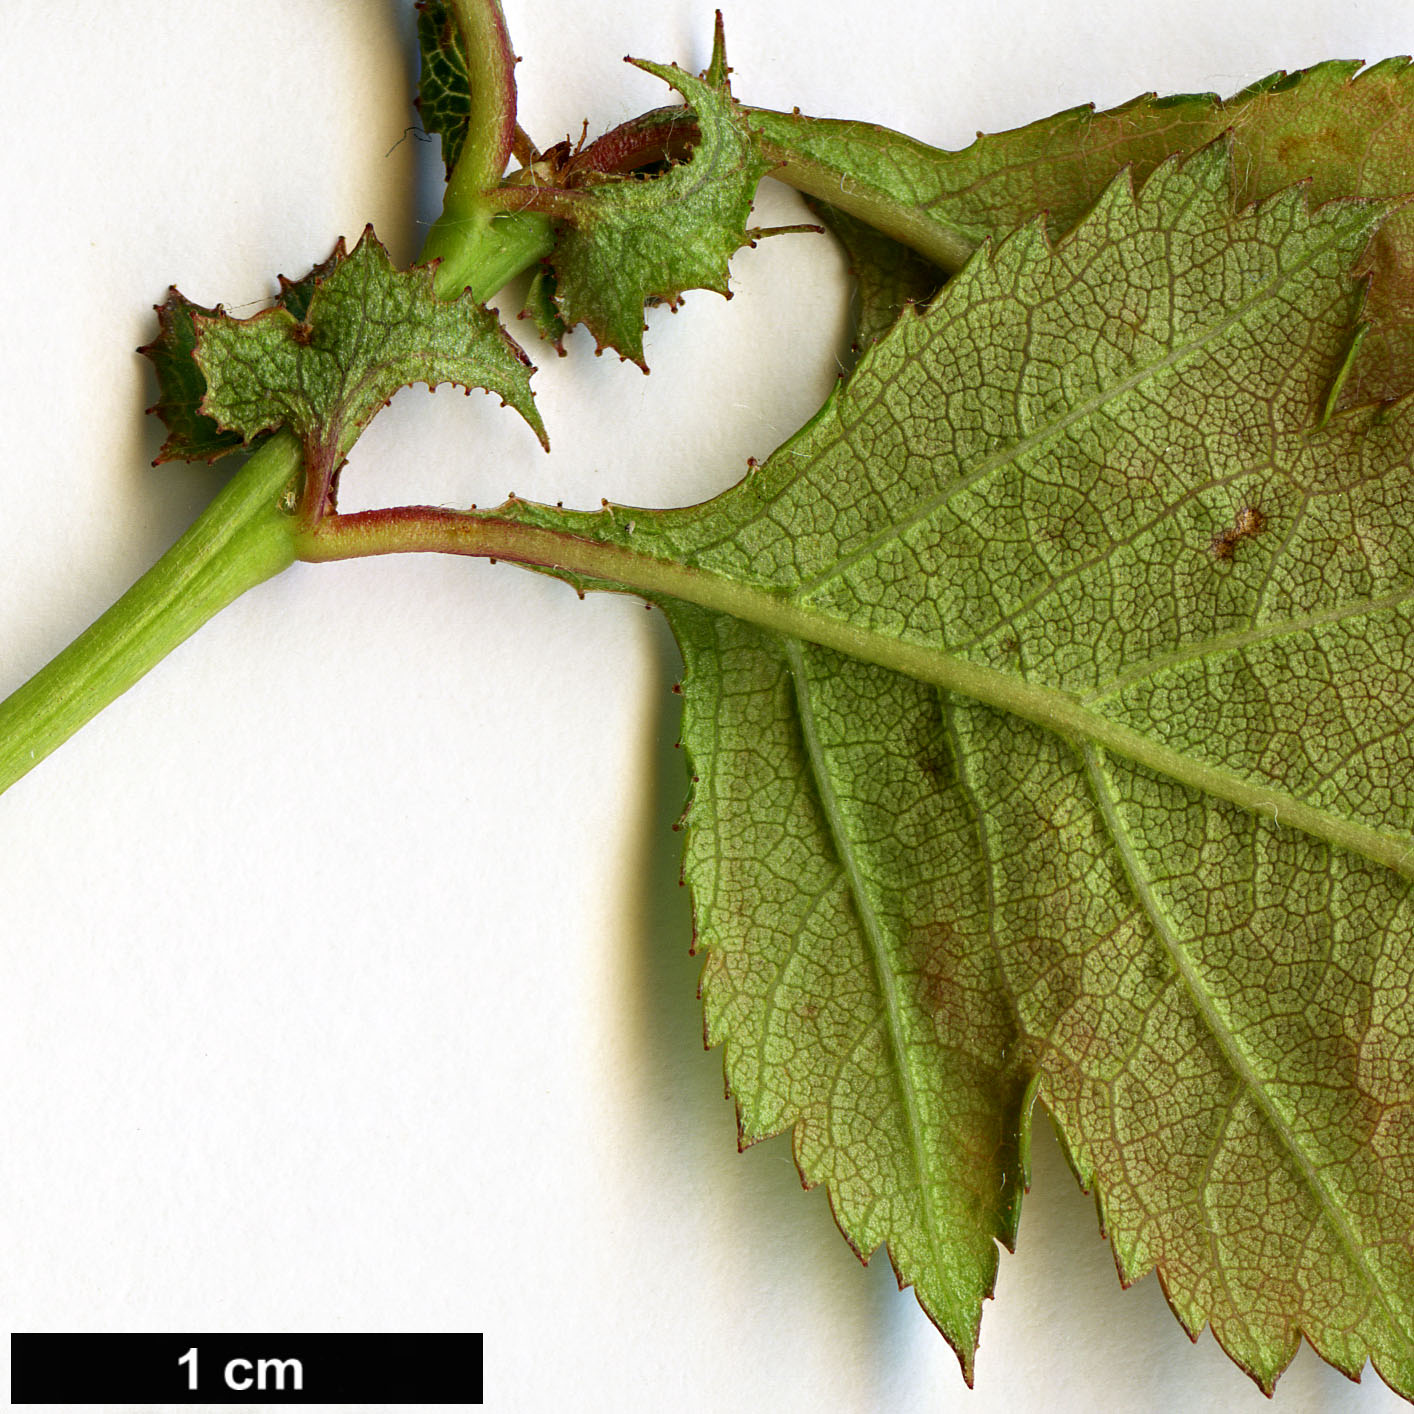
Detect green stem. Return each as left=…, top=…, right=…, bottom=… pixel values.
left=296, top=504, right=1414, bottom=884
left=749, top=121, right=975, bottom=274
left=441, top=0, right=516, bottom=214
left=431, top=208, right=555, bottom=303
left=0, top=0, right=566, bottom=795
left=421, top=0, right=521, bottom=291
left=0, top=433, right=301, bottom=795
left=0, top=213, right=553, bottom=797
left=0, top=0, right=565, bottom=797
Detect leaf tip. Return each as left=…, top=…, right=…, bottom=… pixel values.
left=704, top=10, right=730, bottom=88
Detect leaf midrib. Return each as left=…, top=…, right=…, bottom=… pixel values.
left=423, top=510, right=1414, bottom=882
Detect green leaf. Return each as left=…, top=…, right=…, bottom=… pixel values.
left=140, top=244, right=352, bottom=466
left=140, top=290, right=252, bottom=465
left=519, top=267, right=568, bottom=355
left=484, top=144, right=1414, bottom=1396
left=415, top=0, right=474, bottom=179
left=751, top=57, right=1414, bottom=403
left=545, top=60, right=772, bottom=368
left=273, top=240, right=345, bottom=324
left=193, top=228, right=545, bottom=511
left=804, top=196, right=942, bottom=356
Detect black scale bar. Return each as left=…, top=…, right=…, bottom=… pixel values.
left=10, top=1332, right=482, bottom=1405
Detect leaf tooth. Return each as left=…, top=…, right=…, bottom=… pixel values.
left=982, top=214, right=1052, bottom=284
left=1350, top=53, right=1413, bottom=84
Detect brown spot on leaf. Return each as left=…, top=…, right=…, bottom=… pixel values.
left=1273, top=125, right=1344, bottom=172
left=1210, top=505, right=1267, bottom=561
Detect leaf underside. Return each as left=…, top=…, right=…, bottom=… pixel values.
left=166, top=25, right=1414, bottom=1398
left=804, top=196, right=942, bottom=359
left=414, top=0, right=473, bottom=179
left=491, top=145, right=1414, bottom=1396
left=759, top=57, right=1414, bottom=404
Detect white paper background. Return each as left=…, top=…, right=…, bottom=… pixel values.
left=2, top=2, right=1411, bottom=1411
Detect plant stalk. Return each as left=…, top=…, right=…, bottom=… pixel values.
left=0, top=0, right=558, bottom=795
left=437, top=209, right=555, bottom=304
left=421, top=0, right=525, bottom=295
left=0, top=433, right=301, bottom=795
left=749, top=121, right=976, bottom=273
left=0, top=210, right=551, bottom=796
left=2, top=3, right=961, bottom=797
